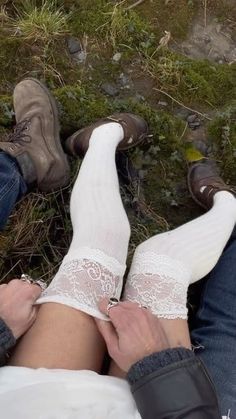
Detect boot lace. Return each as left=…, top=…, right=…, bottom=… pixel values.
left=8, top=119, right=31, bottom=144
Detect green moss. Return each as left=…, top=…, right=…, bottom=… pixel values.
left=189, top=60, right=236, bottom=106
left=138, top=0, right=197, bottom=41
left=54, top=85, right=112, bottom=135
left=0, top=95, right=13, bottom=126
left=69, top=0, right=154, bottom=53
left=208, top=104, right=236, bottom=183
left=69, top=0, right=111, bottom=37
left=207, top=0, right=236, bottom=21
left=147, top=49, right=236, bottom=107
left=0, top=36, right=23, bottom=93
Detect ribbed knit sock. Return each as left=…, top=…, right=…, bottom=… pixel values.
left=124, top=191, right=236, bottom=319
left=37, top=123, right=131, bottom=319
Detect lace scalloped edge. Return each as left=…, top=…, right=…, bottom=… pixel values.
left=155, top=313, right=188, bottom=320
left=129, top=251, right=191, bottom=282
left=62, top=246, right=126, bottom=277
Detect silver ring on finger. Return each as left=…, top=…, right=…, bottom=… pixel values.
left=20, top=274, right=47, bottom=291
left=138, top=303, right=148, bottom=309
left=20, top=274, right=34, bottom=284
left=33, top=280, right=47, bottom=291
left=107, top=297, right=119, bottom=316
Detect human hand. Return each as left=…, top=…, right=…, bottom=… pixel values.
left=95, top=299, right=170, bottom=372
left=0, top=279, right=42, bottom=339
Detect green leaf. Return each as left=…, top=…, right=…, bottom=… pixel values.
left=185, top=147, right=204, bottom=162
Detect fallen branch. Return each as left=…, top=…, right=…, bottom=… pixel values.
left=153, top=88, right=212, bottom=121
left=126, top=0, right=146, bottom=10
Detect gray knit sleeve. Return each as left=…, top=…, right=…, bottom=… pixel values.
left=127, top=347, right=194, bottom=385
left=0, top=319, right=15, bottom=351
left=0, top=319, right=16, bottom=366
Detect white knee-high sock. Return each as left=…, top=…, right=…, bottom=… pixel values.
left=37, top=123, right=131, bottom=319
left=124, top=191, right=236, bottom=319
left=68, top=122, right=130, bottom=264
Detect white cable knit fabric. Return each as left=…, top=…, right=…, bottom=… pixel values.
left=38, top=120, right=236, bottom=323
left=123, top=191, right=236, bottom=319
left=37, top=123, right=130, bottom=319
left=123, top=252, right=190, bottom=319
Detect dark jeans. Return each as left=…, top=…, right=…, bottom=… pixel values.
left=0, top=152, right=27, bottom=230
left=192, top=228, right=236, bottom=418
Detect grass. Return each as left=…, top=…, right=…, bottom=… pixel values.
left=103, top=1, right=152, bottom=48
left=0, top=188, right=72, bottom=283
left=144, top=48, right=236, bottom=108
left=8, top=0, right=70, bottom=44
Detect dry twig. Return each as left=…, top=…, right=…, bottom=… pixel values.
left=126, top=0, right=146, bottom=10
left=153, top=87, right=212, bottom=121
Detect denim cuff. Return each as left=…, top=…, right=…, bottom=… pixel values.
left=0, top=319, right=16, bottom=351
left=127, top=347, right=194, bottom=385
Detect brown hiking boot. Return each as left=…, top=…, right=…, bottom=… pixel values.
left=65, top=112, right=149, bottom=158
left=187, top=159, right=235, bottom=210
left=0, top=78, right=70, bottom=192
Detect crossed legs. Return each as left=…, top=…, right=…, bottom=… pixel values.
left=9, top=122, right=236, bottom=375
left=10, top=123, right=130, bottom=370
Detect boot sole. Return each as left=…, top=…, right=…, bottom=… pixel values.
left=25, top=78, right=70, bottom=192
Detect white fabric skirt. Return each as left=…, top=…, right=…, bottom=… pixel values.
left=0, top=366, right=141, bottom=419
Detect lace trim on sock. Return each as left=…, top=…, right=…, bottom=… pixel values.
left=37, top=248, right=126, bottom=320
left=62, top=247, right=126, bottom=277
left=123, top=252, right=190, bottom=319
left=129, top=251, right=191, bottom=280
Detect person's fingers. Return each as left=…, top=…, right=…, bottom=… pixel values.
left=29, top=306, right=39, bottom=322
left=98, top=298, right=140, bottom=316
left=20, top=283, right=42, bottom=302
left=27, top=306, right=39, bottom=331
left=95, top=318, right=119, bottom=356
left=118, top=301, right=141, bottom=310
left=7, top=279, right=23, bottom=288
left=98, top=299, right=145, bottom=333
left=98, top=298, right=111, bottom=315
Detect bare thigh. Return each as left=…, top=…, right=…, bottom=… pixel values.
left=9, top=303, right=105, bottom=371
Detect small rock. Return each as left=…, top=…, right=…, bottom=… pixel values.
left=187, top=114, right=198, bottom=123
left=170, top=199, right=179, bottom=207
left=158, top=100, right=168, bottom=107
left=73, top=50, right=87, bottom=63
left=194, top=140, right=208, bottom=155
left=118, top=73, right=130, bottom=87
left=112, top=52, right=122, bottom=62
left=131, top=93, right=145, bottom=103
left=211, top=52, right=221, bottom=62
left=216, top=23, right=222, bottom=34
left=203, top=34, right=211, bottom=44
left=174, top=108, right=190, bottom=120
left=101, top=82, right=119, bottom=97
left=67, top=37, right=82, bottom=54
left=187, top=114, right=201, bottom=130
left=189, top=121, right=201, bottom=130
